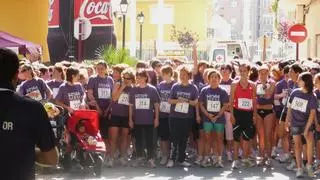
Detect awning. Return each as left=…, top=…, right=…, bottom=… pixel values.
left=0, top=31, right=41, bottom=55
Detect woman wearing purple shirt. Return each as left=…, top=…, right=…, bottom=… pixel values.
left=199, top=69, right=229, bottom=168
left=87, top=61, right=114, bottom=140
left=167, top=65, right=199, bottom=168
left=129, top=69, right=160, bottom=168
left=255, top=65, right=276, bottom=166
left=285, top=72, right=316, bottom=178
left=55, top=66, right=86, bottom=113
left=157, top=65, right=175, bottom=165
left=106, top=66, right=133, bottom=167
left=18, top=64, right=52, bottom=102
left=47, top=64, right=65, bottom=99
left=219, top=63, right=234, bottom=162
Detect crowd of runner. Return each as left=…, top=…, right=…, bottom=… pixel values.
left=16, top=46, right=320, bottom=178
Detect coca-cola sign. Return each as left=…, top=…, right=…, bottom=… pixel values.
left=74, top=0, right=113, bottom=27
left=48, top=0, right=60, bottom=28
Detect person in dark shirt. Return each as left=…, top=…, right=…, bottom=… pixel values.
left=0, top=48, right=58, bottom=180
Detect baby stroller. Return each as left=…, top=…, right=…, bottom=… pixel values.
left=62, top=110, right=106, bottom=177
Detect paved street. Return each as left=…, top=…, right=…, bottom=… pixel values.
left=36, top=160, right=317, bottom=180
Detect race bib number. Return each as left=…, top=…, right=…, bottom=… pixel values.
left=256, top=84, right=265, bottom=95
left=220, top=85, right=231, bottom=95
left=175, top=102, right=189, bottom=114
left=274, top=99, right=281, bottom=106
left=136, top=98, right=150, bottom=110
left=70, top=100, right=81, bottom=109
left=207, top=100, right=221, bottom=112
left=118, top=93, right=129, bottom=105
left=238, top=98, right=253, bottom=110
left=52, top=88, right=59, bottom=99
left=98, top=88, right=111, bottom=99
left=291, top=97, right=308, bottom=113
left=32, top=89, right=43, bottom=101
left=160, top=101, right=171, bottom=113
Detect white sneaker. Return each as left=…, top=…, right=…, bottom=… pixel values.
left=211, top=155, right=217, bottom=167
left=296, top=168, right=304, bottom=178
left=194, top=156, right=203, bottom=165
left=148, top=159, right=156, bottom=168
left=227, top=151, right=233, bottom=162
left=265, top=158, right=272, bottom=167
left=242, top=158, right=255, bottom=167
left=166, top=160, right=174, bottom=168
left=201, top=156, right=210, bottom=168
left=232, top=160, right=241, bottom=169
left=216, top=157, right=224, bottom=168
left=180, top=161, right=191, bottom=167
left=286, top=160, right=296, bottom=171
left=279, top=153, right=291, bottom=163
left=160, top=156, right=168, bottom=165
left=306, top=164, right=315, bottom=178
left=271, top=147, right=277, bottom=158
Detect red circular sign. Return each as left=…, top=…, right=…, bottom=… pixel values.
left=288, top=24, right=307, bottom=43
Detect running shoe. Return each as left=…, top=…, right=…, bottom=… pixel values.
left=166, top=160, right=174, bottom=168
left=227, top=151, right=233, bottom=162
left=286, top=160, right=296, bottom=171
left=242, top=158, right=255, bottom=167
left=296, top=168, right=304, bottom=178
left=279, top=153, right=291, bottom=163
left=160, top=156, right=168, bottom=165
left=148, top=159, right=156, bottom=168
left=306, top=164, right=315, bottom=178
left=194, top=155, right=203, bottom=165
left=201, top=156, right=211, bottom=168
left=231, top=160, right=241, bottom=169
left=180, top=161, right=191, bottom=167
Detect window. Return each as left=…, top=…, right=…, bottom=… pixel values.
left=207, top=28, right=215, bottom=39
left=231, top=0, right=237, bottom=8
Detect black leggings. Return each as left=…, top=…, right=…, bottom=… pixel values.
left=169, top=117, right=191, bottom=163
left=134, top=125, right=157, bottom=160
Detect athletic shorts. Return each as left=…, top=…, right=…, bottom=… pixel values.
left=158, top=118, right=170, bottom=141
left=233, top=109, right=255, bottom=142
left=257, top=109, right=274, bottom=119
left=109, top=115, right=129, bottom=128
left=203, top=122, right=225, bottom=133
left=224, top=112, right=233, bottom=141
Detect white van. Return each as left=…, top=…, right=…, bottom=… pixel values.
left=208, top=40, right=251, bottom=63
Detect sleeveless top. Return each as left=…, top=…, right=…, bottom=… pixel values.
left=233, top=82, right=254, bottom=111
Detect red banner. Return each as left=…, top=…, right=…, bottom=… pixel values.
left=48, top=0, right=60, bottom=28
left=74, top=0, right=113, bottom=27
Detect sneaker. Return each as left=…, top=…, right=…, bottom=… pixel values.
left=106, top=158, right=114, bottom=168
left=314, top=159, right=320, bottom=169
left=296, top=168, right=304, bottom=178
left=148, top=159, right=156, bottom=168
left=279, top=153, right=291, bottom=163
left=286, top=160, right=296, bottom=171
left=231, top=160, right=241, bottom=169
left=242, top=158, right=255, bottom=167
left=201, top=156, right=210, bottom=168
left=265, top=158, right=272, bottom=167
left=211, top=155, right=217, bottom=167
left=131, top=157, right=144, bottom=167
left=179, top=161, right=191, bottom=167
left=119, top=157, right=128, bottom=166
left=216, top=157, right=224, bottom=168
left=194, top=156, right=203, bottom=165
left=166, top=160, right=174, bottom=168
left=160, top=156, right=168, bottom=165
left=257, top=157, right=266, bottom=166
left=271, top=147, right=277, bottom=158
left=306, top=164, right=315, bottom=178
left=227, top=151, right=233, bottom=162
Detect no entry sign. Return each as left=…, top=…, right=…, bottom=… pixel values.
left=288, top=24, right=307, bottom=43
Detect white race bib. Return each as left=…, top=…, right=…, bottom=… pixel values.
left=98, top=88, right=111, bottom=99
left=238, top=98, right=253, bottom=110
left=160, top=101, right=171, bottom=113
left=207, top=100, right=221, bottom=112
left=291, top=97, right=308, bottom=113
left=175, top=102, right=189, bottom=114
left=256, top=84, right=265, bottom=95
left=274, top=99, right=281, bottom=106
left=135, top=98, right=150, bottom=109
left=118, top=93, right=129, bottom=105
left=32, top=89, right=43, bottom=101
left=53, top=88, right=59, bottom=99
left=70, top=100, right=81, bottom=109
left=220, top=85, right=231, bottom=95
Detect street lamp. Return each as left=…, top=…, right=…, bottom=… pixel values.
left=120, top=0, right=129, bottom=49
left=137, top=11, right=144, bottom=60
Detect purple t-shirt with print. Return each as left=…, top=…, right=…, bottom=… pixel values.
left=87, top=75, right=114, bottom=110
left=288, top=89, right=317, bottom=127
left=129, top=84, right=160, bottom=125
left=169, top=83, right=199, bottom=119
left=55, top=82, right=85, bottom=108
left=274, top=79, right=288, bottom=112
left=47, top=80, right=64, bottom=98
left=18, top=78, right=49, bottom=101
left=283, top=80, right=299, bottom=112
left=157, top=81, right=176, bottom=118
left=199, top=86, right=229, bottom=123
left=111, top=86, right=132, bottom=117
